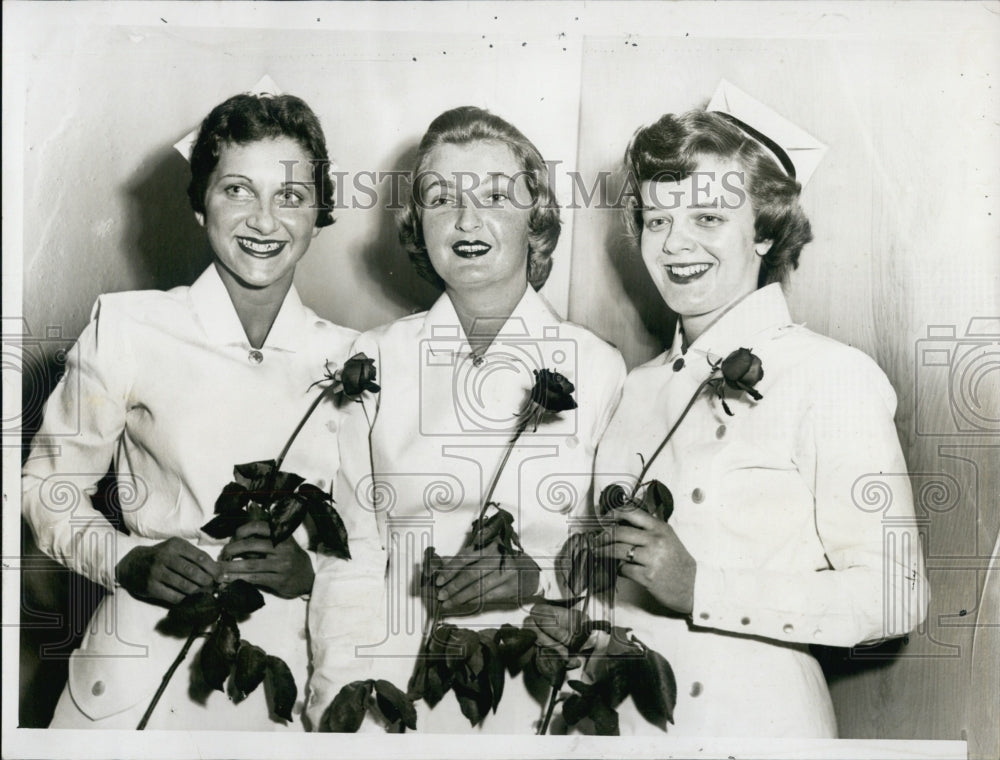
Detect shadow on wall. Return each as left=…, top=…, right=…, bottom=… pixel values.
left=123, top=145, right=211, bottom=292
left=355, top=140, right=441, bottom=315
left=19, top=144, right=208, bottom=727
left=603, top=165, right=677, bottom=355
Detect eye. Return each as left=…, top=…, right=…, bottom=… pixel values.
left=644, top=216, right=670, bottom=231
left=697, top=213, right=724, bottom=226
left=489, top=192, right=508, bottom=205
left=426, top=194, right=452, bottom=208
left=279, top=189, right=305, bottom=207
left=224, top=184, right=253, bottom=199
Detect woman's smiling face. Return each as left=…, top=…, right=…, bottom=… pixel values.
left=419, top=140, right=533, bottom=300
left=197, top=136, right=319, bottom=295
left=639, top=154, right=771, bottom=337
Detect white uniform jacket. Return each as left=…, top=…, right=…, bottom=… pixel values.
left=308, top=286, right=626, bottom=732
left=22, top=265, right=358, bottom=730
left=593, top=283, right=929, bottom=737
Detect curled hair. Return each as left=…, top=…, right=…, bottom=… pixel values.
left=187, top=93, right=335, bottom=227
left=623, top=110, right=812, bottom=287
left=397, top=106, right=561, bottom=291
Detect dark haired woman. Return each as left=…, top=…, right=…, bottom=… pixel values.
left=308, top=106, right=626, bottom=733
left=581, top=108, right=928, bottom=736
left=22, top=93, right=357, bottom=729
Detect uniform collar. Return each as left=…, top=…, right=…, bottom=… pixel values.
left=665, top=283, right=793, bottom=366
left=421, top=286, right=560, bottom=349
left=188, top=264, right=308, bottom=352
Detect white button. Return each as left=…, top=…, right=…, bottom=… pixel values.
left=472, top=354, right=485, bottom=367
left=248, top=349, right=264, bottom=365
left=783, top=623, right=795, bottom=634
left=716, top=424, right=727, bottom=439
left=692, top=488, right=704, bottom=503
left=741, top=616, right=751, bottom=626
left=690, top=681, right=703, bottom=697
left=92, top=681, right=105, bottom=696
left=699, top=611, right=710, bottom=621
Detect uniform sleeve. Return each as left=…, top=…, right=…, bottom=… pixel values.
left=535, top=340, right=626, bottom=600
left=692, top=347, right=929, bottom=647
left=306, top=334, right=388, bottom=730
left=21, top=296, right=149, bottom=590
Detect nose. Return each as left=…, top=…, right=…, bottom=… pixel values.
left=662, top=219, right=694, bottom=255
left=247, top=199, right=279, bottom=235
left=455, top=202, right=482, bottom=233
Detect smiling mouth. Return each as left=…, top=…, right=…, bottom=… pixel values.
left=452, top=241, right=492, bottom=259
left=237, top=237, right=287, bottom=257
left=666, top=263, right=712, bottom=283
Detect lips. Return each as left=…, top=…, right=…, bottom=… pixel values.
left=666, top=262, right=712, bottom=284
left=452, top=240, right=492, bottom=259
left=237, top=237, right=287, bottom=258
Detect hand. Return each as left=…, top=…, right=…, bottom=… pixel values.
left=597, top=508, right=697, bottom=614
left=435, top=540, right=540, bottom=615
left=523, top=602, right=586, bottom=664
left=116, top=537, right=220, bottom=606
left=218, top=520, right=315, bottom=599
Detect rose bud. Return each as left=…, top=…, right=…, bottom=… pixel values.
left=340, top=352, right=381, bottom=397
left=720, top=347, right=764, bottom=400
left=530, top=368, right=578, bottom=413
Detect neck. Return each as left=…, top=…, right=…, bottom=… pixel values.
left=447, top=281, right=529, bottom=355
left=680, top=288, right=756, bottom=346
left=213, top=261, right=293, bottom=349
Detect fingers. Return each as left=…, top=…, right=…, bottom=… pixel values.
left=231, top=520, right=271, bottom=541
left=607, top=508, right=661, bottom=531
left=592, top=524, right=646, bottom=549
left=146, top=579, right=187, bottom=606
left=166, top=538, right=221, bottom=581
left=436, top=559, right=539, bottom=612
left=220, top=538, right=276, bottom=561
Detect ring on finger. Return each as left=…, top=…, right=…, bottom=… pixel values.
left=625, top=545, right=638, bottom=564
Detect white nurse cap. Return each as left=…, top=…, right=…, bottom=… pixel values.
left=707, top=79, right=827, bottom=186
left=172, top=74, right=284, bottom=161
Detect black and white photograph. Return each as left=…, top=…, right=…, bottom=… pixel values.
left=3, top=2, right=998, bottom=759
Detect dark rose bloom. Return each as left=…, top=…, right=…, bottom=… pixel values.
left=530, top=369, right=578, bottom=413
left=598, top=483, right=629, bottom=516
left=720, top=348, right=764, bottom=400
left=341, top=353, right=380, bottom=397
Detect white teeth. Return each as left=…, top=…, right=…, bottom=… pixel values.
left=240, top=238, right=283, bottom=254
left=455, top=244, right=490, bottom=253
left=669, top=263, right=711, bottom=277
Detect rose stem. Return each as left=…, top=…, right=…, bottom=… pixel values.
left=136, top=624, right=203, bottom=730
left=274, top=385, right=334, bottom=474
left=629, top=375, right=715, bottom=499
left=538, top=666, right=567, bottom=735
left=477, top=413, right=531, bottom=525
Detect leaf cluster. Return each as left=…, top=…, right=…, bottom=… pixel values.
left=561, top=626, right=677, bottom=735
left=321, top=678, right=416, bottom=733
left=407, top=623, right=537, bottom=727
left=201, top=459, right=350, bottom=559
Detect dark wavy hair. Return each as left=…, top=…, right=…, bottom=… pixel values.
left=187, top=93, right=335, bottom=227
left=397, top=106, right=561, bottom=291
left=623, top=110, right=812, bottom=287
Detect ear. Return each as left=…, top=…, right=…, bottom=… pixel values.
left=194, top=212, right=205, bottom=228
left=754, top=239, right=773, bottom=257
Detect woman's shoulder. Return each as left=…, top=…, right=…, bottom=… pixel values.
left=554, top=318, right=626, bottom=369
left=89, top=285, right=194, bottom=327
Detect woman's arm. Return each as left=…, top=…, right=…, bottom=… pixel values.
left=21, top=296, right=149, bottom=589
left=691, top=348, right=929, bottom=647
left=306, top=335, right=388, bottom=730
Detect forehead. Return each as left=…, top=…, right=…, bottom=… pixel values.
left=421, top=140, right=525, bottom=184
left=639, top=154, right=747, bottom=210
left=213, top=137, right=314, bottom=180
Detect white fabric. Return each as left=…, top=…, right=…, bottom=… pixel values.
left=308, top=286, right=626, bottom=733
left=22, top=265, right=358, bottom=730
left=592, top=283, right=929, bottom=737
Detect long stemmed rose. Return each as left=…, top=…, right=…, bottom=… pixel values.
left=401, top=369, right=578, bottom=728
left=533, top=347, right=765, bottom=735
left=136, top=354, right=379, bottom=731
